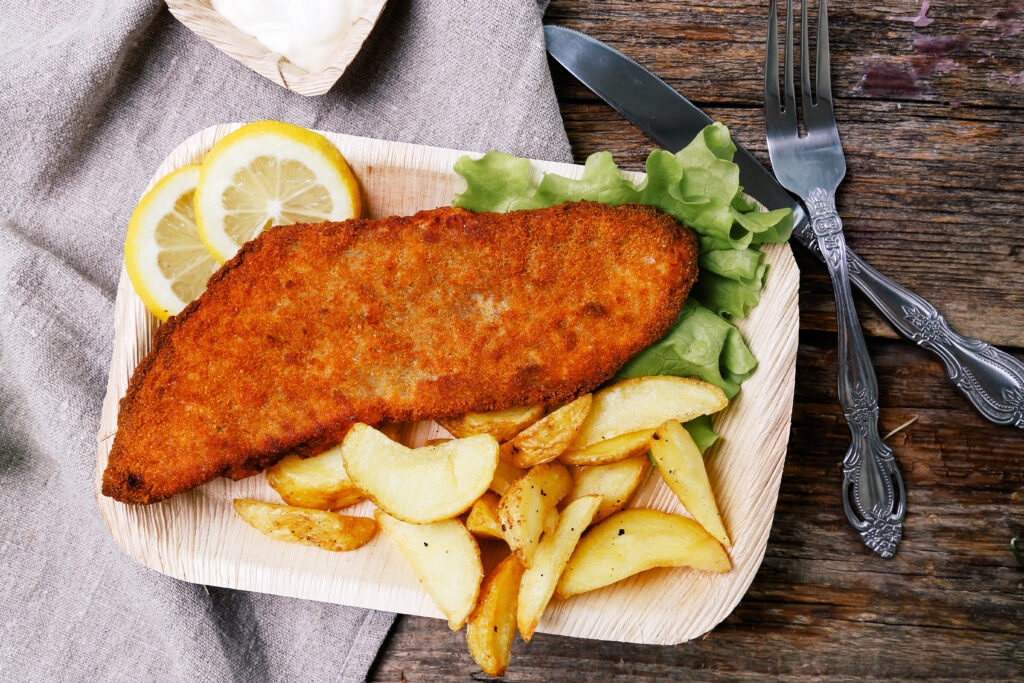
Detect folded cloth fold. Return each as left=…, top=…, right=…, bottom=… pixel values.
left=0, top=0, right=570, bottom=680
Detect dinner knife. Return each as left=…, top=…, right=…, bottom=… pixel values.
left=544, top=24, right=1024, bottom=431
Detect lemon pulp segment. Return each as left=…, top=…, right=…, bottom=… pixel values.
left=125, top=165, right=219, bottom=321
left=195, top=121, right=361, bottom=263
left=155, top=186, right=216, bottom=301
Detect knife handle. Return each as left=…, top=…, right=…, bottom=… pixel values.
left=804, top=189, right=906, bottom=558
left=795, top=218, right=1024, bottom=429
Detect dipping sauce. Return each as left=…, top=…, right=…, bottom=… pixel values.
left=211, top=0, right=372, bottom=73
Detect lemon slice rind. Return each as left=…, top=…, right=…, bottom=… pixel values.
left=125, top=165, right=211, bottom=322
left=194, top=121, right=361, bottom=264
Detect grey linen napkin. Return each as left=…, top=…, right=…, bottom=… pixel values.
left=0, top=0, right=571, bottom=680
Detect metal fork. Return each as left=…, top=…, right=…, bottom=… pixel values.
left=766, top=0, right=905, bottom=557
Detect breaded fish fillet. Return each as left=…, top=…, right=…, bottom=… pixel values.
left=103, top=201, right=698, bottom=504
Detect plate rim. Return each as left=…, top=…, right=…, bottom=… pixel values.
left=94, top=123, right=799, bottom=644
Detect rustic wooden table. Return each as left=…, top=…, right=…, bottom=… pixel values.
left=369, top=1, right=1024, bottom=678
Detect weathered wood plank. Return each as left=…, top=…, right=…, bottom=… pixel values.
left=545, top=0, right=1024, bottom=108
left=544, top=0, right=1024, bottom=346
left=369, top=616, right=1022, bottom=681
left=369, top=340, right=1024, bottom=681
left=370, top=0, right=1024, bottom=678
left=551, top=96, right=1024, bottom=347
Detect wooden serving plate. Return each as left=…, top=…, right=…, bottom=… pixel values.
left=94, top=124, right=799, bottom=645
left=166, top=0, right=388, bottom=96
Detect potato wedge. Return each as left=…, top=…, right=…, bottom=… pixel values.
left=497, top=462, right=572, bottom=568
left=265, top=446, right=365, bottom=510
left=651, top=420, right=731, bottom=547
left=556, top=509, right=730, bottom=599
left=376, top=511, right=483, bottom=630
left=559, top=429, right=654, bottom=466
left=232, top=499, right=377, bottom=551
left=489, top=460, right=525, bottom=496
left=466, top=554, right=525, bottom=677
left=466, top=492, right=505, bottom=540
left=502, top=395, right=592, bottom=468
left=567, top=454, right=650, bottom=524
left=518, top=495, right=601, bottom=641
left=342, top=423, right=498, bottom=523
left=542, top=508, right=559, bottom=535
left=469, top=493, right=556, bottom=541
left=570, top=376, right=728, bottom=449
left=440, top=404, right=545, bottom=443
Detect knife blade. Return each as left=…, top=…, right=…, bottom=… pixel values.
left=544, top=24, right=1024, bottom=431
left=543, top=24, right=808, bottom=230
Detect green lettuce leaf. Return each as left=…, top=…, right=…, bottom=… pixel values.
left=611, top=300, right=755, bottom=398
left=699, top=247, right=763, bottom=281
left=683, top=415, right=720, bottom=454
left=452, top=122, right=791, bottom=402
left=693, top=263, right=769, bottom=318
left=533, top=152, right=639, bottom=206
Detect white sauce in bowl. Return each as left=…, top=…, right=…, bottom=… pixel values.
left=211, top=0, right=372, bottom=73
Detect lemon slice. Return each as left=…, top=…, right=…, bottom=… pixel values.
left=125, top=165, right=219, bottom=321
left=194, top=120, right=361, bottom=263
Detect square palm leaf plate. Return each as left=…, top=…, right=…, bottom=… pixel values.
left=95, top=123, right=798, bottom=645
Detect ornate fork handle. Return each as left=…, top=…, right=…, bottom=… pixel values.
left=850, top=256, right=1024, bottom=428
left=796, top=216, right=1024, bottom=429
left=805, top=188, right=906, bottom=558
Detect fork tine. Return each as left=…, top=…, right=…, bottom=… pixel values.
left=800, top=0, right=813, bottom=111
left=766, top=0, right=797, bottom=137
left=783, top=0, right=796, bottom=115
left=817, top=0, right=832, bottom=105
left=766, top=0, right=780, bottom=112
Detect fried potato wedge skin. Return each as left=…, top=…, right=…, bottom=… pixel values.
left=560, top=428, right=654, bottom=466
left=464, top=490, right=557, bottom=546
left=375, top=511, right=483, bottom=630
left=571, top=376, right=727, bottom=449
left=556, top=509, right=730, bottom=599
left=232, top=499, right=377, bottom=551
left=489, top=460, right=525, bottom=496
left=567, top=455, right=650, bottom=524
left=503, top=395, right=592, bottom=468
left=542, top=508, right=559, bottom=535
left=265, top=447, right=365, bottom=510
left=518, top=495, right=601, bottom=641
left=342, top=423, right=498, bottom=523
left=651, top=420, right=731, bottom=547
left=497, top=462, right=572, bottom=568
left=466, top=492, right=505, bottom=541
left=440, top=404, right=545, bottom=443
left=466, top=554, right=525, bottom=677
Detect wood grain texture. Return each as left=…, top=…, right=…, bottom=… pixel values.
left=370, top=0, right=1024, bottom=678
left=94, top=126, right=798, bottom=645
left=369, top=336, right=1024, bottom=681
left=547, top=1, right=1024, bottom=347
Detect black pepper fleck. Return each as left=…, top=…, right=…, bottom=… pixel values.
left=618, top=529, right=625, bottom=536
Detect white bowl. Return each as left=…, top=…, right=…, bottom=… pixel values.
left=166, top=0, right=389, bottom=96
